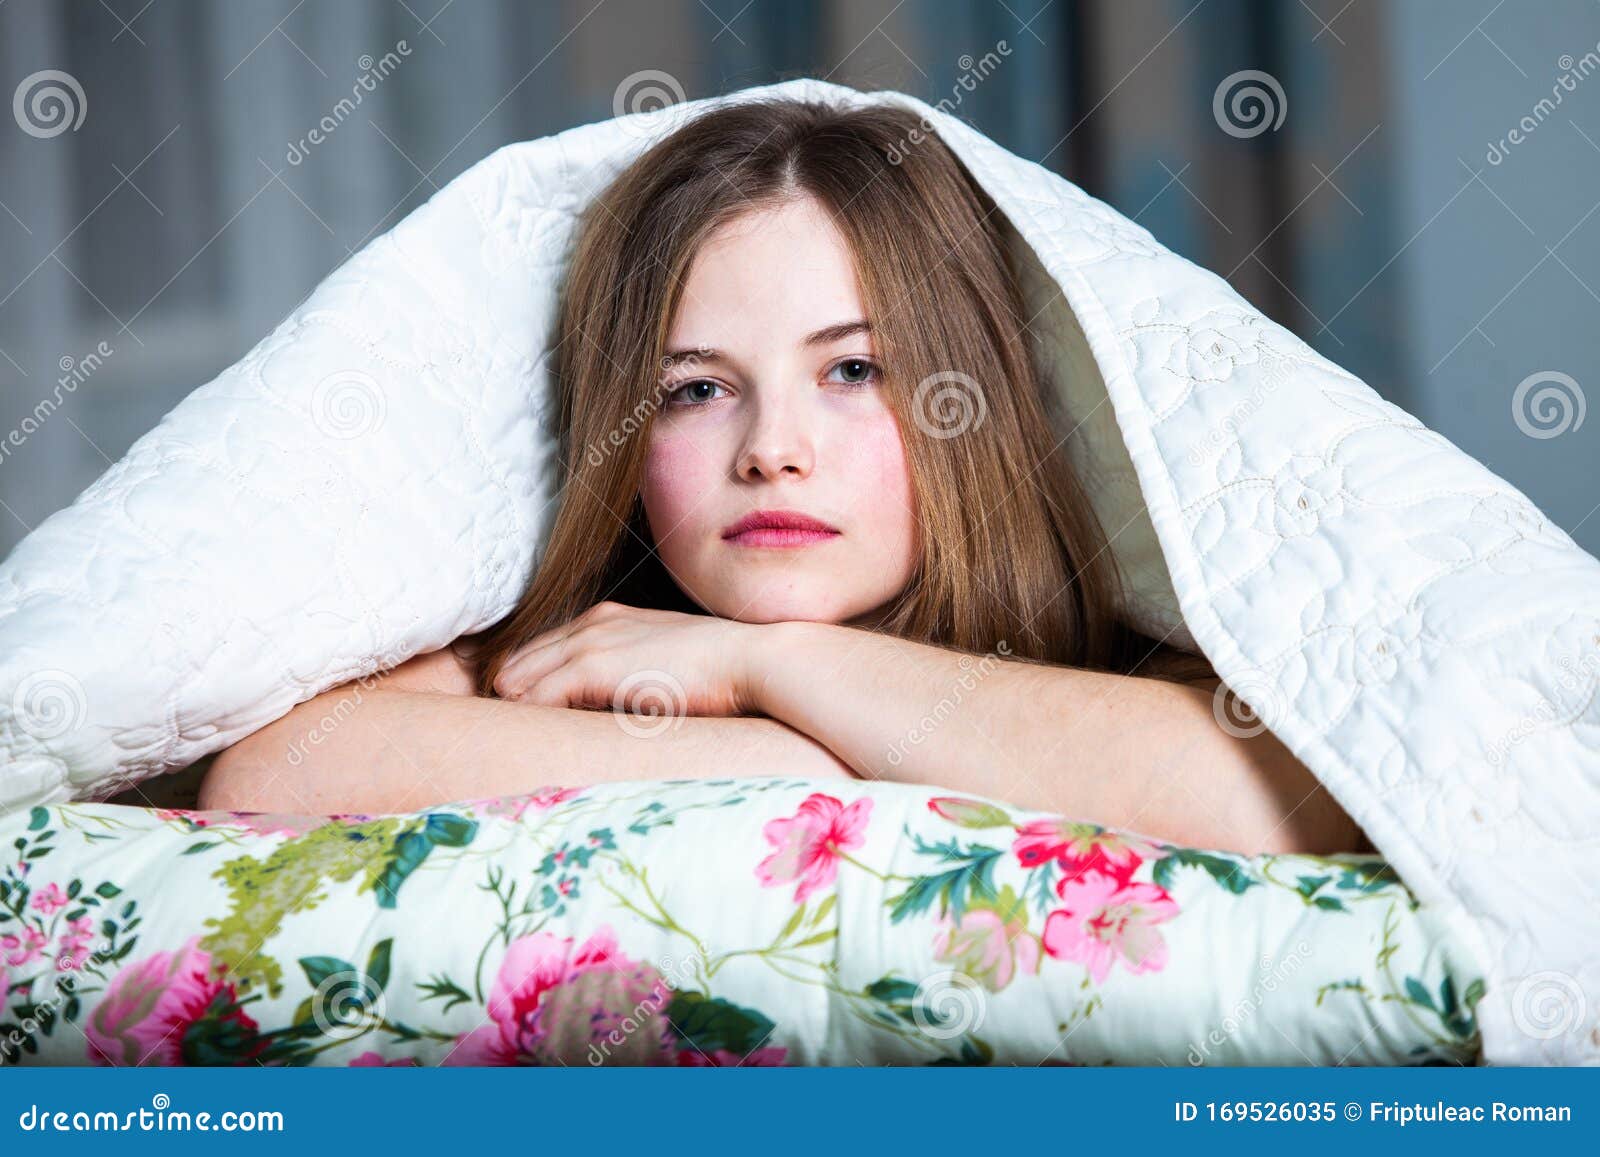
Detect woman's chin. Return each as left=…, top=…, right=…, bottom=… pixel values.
left=707, top=593, right=861, bottom=627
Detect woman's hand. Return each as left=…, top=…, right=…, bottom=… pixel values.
left=491, top=601, right=770, bottom=719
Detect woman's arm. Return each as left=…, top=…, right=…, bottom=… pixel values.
left=198, top=647, right=855, bottom=815
left=749, top=621, right=1368, bottom=856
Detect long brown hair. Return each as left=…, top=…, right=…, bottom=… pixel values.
left=460, top=92, right=1213, bottom=696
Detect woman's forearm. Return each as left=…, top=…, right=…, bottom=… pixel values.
left=752, top=621, right=1363, bottom=856
left=198, top=685, right=855, bottom=816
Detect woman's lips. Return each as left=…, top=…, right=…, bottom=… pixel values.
left=723, top=527, right=841, bottom=548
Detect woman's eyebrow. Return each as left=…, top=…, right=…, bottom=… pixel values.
left=661, top=345, right=720, bottom=367
left=663, top=320, right=872, bottom=367
left=803, top=319, right=872, bottom=347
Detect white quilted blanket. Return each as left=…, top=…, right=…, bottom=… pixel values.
left=0, top=78, right=1595, bottom=1066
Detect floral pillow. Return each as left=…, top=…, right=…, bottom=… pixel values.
left=1, top=776, right=1486, bottom=1066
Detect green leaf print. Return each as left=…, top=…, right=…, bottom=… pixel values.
left=665, top=991, right=778, bottom=1056
left=201, top=817, right=429, bottom=997
left=888, top=832, right=1005, bottom=923
left=1151, top=848, right=1260, bottom=895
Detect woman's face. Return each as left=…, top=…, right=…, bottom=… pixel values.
left=640, top=194, right=920, bottom=627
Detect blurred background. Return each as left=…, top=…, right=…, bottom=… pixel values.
left=1, top=0, right=1597, bottom=558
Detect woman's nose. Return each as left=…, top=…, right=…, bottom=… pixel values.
left=735, top=400, right=815, bottom=481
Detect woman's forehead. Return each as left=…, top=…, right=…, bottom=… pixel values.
left=669, top=200, right=868, bottom=355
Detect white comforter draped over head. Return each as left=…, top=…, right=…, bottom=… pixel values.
left=0, top=78, right=1596, bottom=1065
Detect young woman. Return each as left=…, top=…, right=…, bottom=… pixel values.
left=199, top=94, right=1371, bottom=856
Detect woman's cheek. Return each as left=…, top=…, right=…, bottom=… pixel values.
left=641, top=435, right=713, bottom=539
left=854, top=410, right=916, bottom=529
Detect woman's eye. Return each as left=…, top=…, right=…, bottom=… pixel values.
left=667, top=379, right=726, bottom=407
left=828, top=358, right=881, bottom=387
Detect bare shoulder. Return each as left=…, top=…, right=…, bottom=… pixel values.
left=369, top=643, right=481, bottom=697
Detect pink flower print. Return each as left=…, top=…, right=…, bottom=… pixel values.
left=29, top=882, right=70, bottom=916
left=348, top=1051, right=420, bottom=1066
left=1013, top=819, right=1158, bottom=885
left=84, top=935, right=260, bottom=1066
left=677, top=1046, right=788, bottom=1066
left=755, top=792, right=873, bottom=904
left=444, top=925, right=676, bottom=1066
left=222, top=812, right=318, bottom=838
left=167, top=804, right=325, bottom=838
left=56, top=915, right=97, bottom=971
left=154, top=808, right=211, bottom=828
left=2, top=926, right=48, bottom=968
left=1041, top=871, right=1179, bottom=984
left=932, top=906, right=1041, bottom=992
left=468, top=785, right=584, bottom=821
